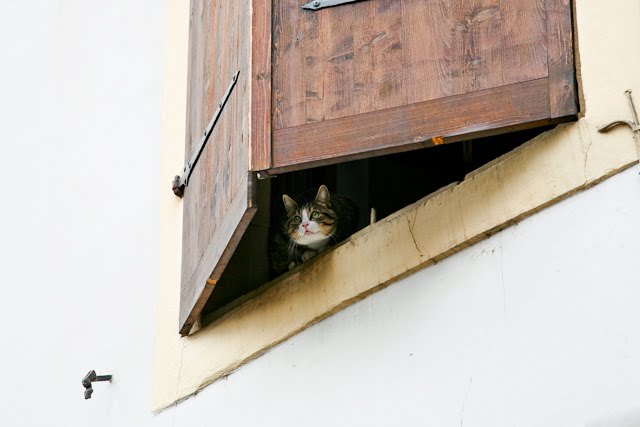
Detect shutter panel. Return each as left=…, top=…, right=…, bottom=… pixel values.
left=179, top=0, right=576, bottom=334
left=268, top=0, right=577, bottom=174
left=179, top=0, right=269, bottom=335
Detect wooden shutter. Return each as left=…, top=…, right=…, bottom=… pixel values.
left=179, top=0, right=576, bottom=334
left=268, top=0, right=577, bottom=173
left=179, top=0, right=270, bottom=335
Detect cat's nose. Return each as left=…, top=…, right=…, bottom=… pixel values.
left=301, top=222, right=309, bottom=229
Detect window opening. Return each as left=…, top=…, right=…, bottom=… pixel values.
left=200, top=125, right=553, bottom=326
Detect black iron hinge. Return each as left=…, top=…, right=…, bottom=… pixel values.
left=172, top=71, right=240, bottom=198
left=302, top=0, right=368, bottom=11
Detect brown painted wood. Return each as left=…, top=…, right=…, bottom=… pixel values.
left=180, top=176, right=257, bottom=336
left=251, top=0, right=272, bottom=171
left=501, top=0, right=547, bottom=85
left=267, top=0, right=578, bottom=174
left=271, top=79, right=552, bottom=173
left=371, top=1, right=404, bottom=109
left=180, top=0, right=256, bottom=335
left=450, top=0, right=503, bottom=94
left=401, top=0, right=452, bottom=104
left=271, top=0, right=557, bottom=131
left=547, top=0, right=578, bottom=118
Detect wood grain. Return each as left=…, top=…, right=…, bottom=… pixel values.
left=451, top=0, right=503, bottom=94
left=547, top=0, right=578, bottom=118
left=180, top=176, right=257, bottom=336
left=371, top=0, right=404, bottom=109
left=401, top=0, right=452, bottom=103
left=267, top=0, right=578, bottom=174
left=303, top=8, right=326, bottom=124
left=272, top=0, right=555, bottom=131
left=250, top=0, right=272, bottom=171
left=502, top=0, right=547, bottom=84
left=180, top=0, right=254, bottom=335
left=271, top=79, right=554, bottom=173
left=350, top=0, right=376, bottom=115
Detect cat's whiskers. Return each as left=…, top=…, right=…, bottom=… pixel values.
left=287, top=238, right=298, bottom=261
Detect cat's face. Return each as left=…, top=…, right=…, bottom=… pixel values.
left=282, top=185, right=336, bottom=248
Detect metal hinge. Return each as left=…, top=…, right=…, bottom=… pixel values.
left=598, top=89, right=640, bottom=168
left=302, top=0, right=368, bottom=11
left=172, top=71, right=240, bottom=198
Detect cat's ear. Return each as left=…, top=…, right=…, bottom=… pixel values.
left=315, top=185, right=331, bottom=205
left=282, top=194, right=298, bottom=213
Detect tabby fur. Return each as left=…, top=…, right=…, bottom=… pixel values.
left=270, top=185, right=358, bottom=275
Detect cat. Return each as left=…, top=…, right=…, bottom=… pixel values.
left=270, top=185, right=358, bottom=275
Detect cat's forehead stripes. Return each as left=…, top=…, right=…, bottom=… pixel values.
left=301, top=203, right=336, bottom=219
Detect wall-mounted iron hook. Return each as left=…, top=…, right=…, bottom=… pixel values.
left=82, top=370, right=112, bottom=399
left=598, top=90, right=640, bottom=169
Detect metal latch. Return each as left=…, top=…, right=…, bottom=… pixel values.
left=82, top=370, right=112, bottom=399
left=172, top=71, right=240, bottom=198
left=598, top=89, right=640, bottom=165
left=302, top=0, right=368, bottom=11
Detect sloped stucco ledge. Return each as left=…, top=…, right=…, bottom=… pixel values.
left=153, top=116, right=638, bottom=411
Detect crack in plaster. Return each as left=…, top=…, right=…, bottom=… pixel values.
left=460, top=344, right=494, bottom=426
left=460, top=376, right=473, bottom=427
left=170, top=341, right=186, bottom=426
left=406, top=211, right=424, bottom=259
left=579, top=121, right=594, bottom=183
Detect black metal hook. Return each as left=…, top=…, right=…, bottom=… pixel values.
left=82, top=370, right=112, bottom=399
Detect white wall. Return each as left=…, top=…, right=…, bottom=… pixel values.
left=152, top=166, right=640, bottom=427
left=2, top=1, right=640, bottom=426
left=0, top=1, right=164, bottom=426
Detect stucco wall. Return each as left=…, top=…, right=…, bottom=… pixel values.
left=152, top=165, right=640, bottom=427
left=2, top=0, right=640, bottom=426
left=152, top=0, right=640, bottom=410
left=0, top=1, right=164, bottom=426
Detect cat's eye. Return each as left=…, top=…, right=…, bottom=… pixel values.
left=310, top=211, right=319, bottom=220
left=292, top=215, right=302, bottom=223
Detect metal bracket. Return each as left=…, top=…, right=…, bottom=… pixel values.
left=302, top=0, right=368, bottom=11
left=172, top=71, right=240, bottom=198
left=598, top=90, right=640, bottom=169
left=256, top=170, right=277, bottom=180
left=82, top=370, right=112, bottom=399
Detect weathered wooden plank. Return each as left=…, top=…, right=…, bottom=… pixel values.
left=350, top=0, right=376, bottom=116
left=271, top=79, right=553, bottom=172
left=267, top=0, right=578, bottom=175
left=272, top=0, right=565, bottom=132
left=320, top=2, right=356, bottom=121
left=180, top=0, right=254, bottom=335
left=250, top=0, right=272, bottom=171
left=502, top=0, right=547, bottom=84
left=180, top=176, right=257, bottom=336
left=274, top=0, right=413, bottom=129
left=371, top=0, right=404, bottom=110
left=272, top=0, right=306, bottom=130
left=401, top=0, right=453, bottom=103
left=303, top=8, right=325, bottom=124
left=547, top=0, right=577, bottom=118
left=451, top=0, right=503, bottom=94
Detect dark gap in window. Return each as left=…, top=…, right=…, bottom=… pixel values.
left=201, top=125, right=552, bottom=325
